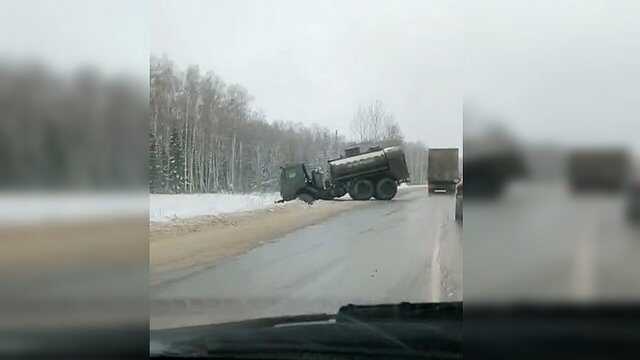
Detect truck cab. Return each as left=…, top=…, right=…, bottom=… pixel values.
left=280, top=164, right=333, bottom=203
left=279, top=164, right=309, bottom=202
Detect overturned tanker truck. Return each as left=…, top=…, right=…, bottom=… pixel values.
left=278, top=146, right=410, bottom=203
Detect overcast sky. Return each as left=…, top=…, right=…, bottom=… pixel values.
left=1, top=1, right=148, bottom=79
left=152, top=0, right=462, bottom=147
left=466, top=0, right=640, bottom=154
left=4, top=1, right=637, bottom=153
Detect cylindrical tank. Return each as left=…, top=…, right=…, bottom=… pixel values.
left=328, top=146, right=408, bottom=181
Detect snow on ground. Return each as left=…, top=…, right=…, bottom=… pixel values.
left=0, top=185, right=427, bottom=226
left=150, top=192, right=281, bottom=222
left=400, top=183, right=427, bottom=188
left=0, top=192, right=146, bottom=226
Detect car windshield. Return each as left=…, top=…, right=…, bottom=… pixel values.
left=149, top=11, right=463, bottom=336
left=8, top=1, right=640, bottom=358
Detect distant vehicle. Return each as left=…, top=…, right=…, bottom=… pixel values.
left=455, top=180, right=463, bottom=223
left=568, top=149, right=631, bottom=192
left=428, top=148, right=460, bottom=194
left=626, top=180, right=640, bottom=224
left=279, top=146, right=410, bottom=203
left=463, top=136, right=527, bottom=198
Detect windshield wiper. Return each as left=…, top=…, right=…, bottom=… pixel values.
left=151, top=301, right=462, bottom=359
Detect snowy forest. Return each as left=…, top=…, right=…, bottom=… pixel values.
left=149, top=55, right=429, bottom=194
left=0, top=62, right=146, bottom=190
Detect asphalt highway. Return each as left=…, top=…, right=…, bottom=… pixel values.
left=151, top=186, right=462, bottom=329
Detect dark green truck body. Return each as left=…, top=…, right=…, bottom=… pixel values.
left=279, top=146, right=410, bottom=203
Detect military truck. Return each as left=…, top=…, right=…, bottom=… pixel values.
left=428, top=148, right=460, bottom=193
left=279, top=146, right=410, bottom=203
left=568, top=148, right=631, bottom=192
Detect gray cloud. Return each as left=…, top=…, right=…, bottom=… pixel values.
left=1, top=1, right=148, bottom=77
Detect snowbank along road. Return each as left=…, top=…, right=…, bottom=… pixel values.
left=150, top=192, right=281, bottom=222
left=150, top=186, right=462, bottom=329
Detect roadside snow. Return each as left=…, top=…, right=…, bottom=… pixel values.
left=0, top=192, right=146, bottom=226
left=150, top=192, right=281, bottom=222
left=400, top=183, right=427, bottom=188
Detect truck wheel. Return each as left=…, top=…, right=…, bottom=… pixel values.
left=349, top=179, right=374, bottom=200
left=297, top=193, right=316, bottom=204
left=374, top=178, right=398, bottom=200
left=332, top=184, right=347, bottom=198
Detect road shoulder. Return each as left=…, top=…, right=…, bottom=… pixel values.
left=150, top=199, right=368, bottom=287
